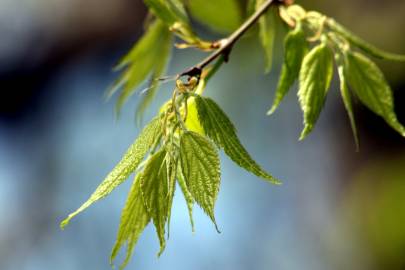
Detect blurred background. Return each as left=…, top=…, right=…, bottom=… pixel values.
left=1, top=0, right=405, bottom=269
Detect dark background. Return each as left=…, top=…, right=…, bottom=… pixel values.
left=1, top=0, right=405, bottom=269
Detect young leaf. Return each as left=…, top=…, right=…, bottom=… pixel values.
left=335, top=53, right=359, bottom=150
left=110, top=174, right=151, bottom=270
left=140, top=149, right=170, bottom=256
left=194, top=95, right=280, bottom=184
left=257, top=2, right=278, bottom=73
left=328, top=19, right=405, bottom=62
left=180, top=131, right=221, bottom=231
left=60, top=117, right=161, bottom=228
left=144, top=0, right=189, bottom=26
left=177, top=167, right=195, bottom=232
left=344, top=50, right=405, bottom=136
left=165, top=153, right=177, bottom=238
left=184, top=97, right=205, bottom=135
left=268, top=23, right=308, bottom=115
left=298, top=42, right=334, bottom=140
left=185, top=0, right=242, bottom=33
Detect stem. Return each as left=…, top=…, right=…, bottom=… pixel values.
left=180, top=0, right=277, bottom=77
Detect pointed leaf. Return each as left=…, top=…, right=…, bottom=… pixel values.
left=257, top=2, right=278, bottom=73
left=335, top=53, right=359, bottom=150
left=298, top=43, right=334, bottom=140
left=180, top=131, right=221, bottom=231
left=110, top=174, right=151, bottom=269
left=194, top=96, right=280, bottom=184
left=177, top=167, right=195, bottom=232
left=344, top=50, right=405, bottom=136
left=144, top=0, right=189, bottom=26
left=268, top=23, right=308, bottom=115
left=328, top=19, right=405, bottom=62
left=61, top=117, right=161, bottom=228
left=140, top=149, right=170, bottom=256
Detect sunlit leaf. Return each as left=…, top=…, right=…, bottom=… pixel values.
left=298, top=42, right=334, bottom=140
left=185, top=0, right=242, bottom=33
left=144, top=0, right=189, bottom=26
left=140, top=149, right=170, bottom=256
left=344, top=50, right=405, bottom=137
left=328, top=19, right=405, bottom=62
left=268, top=22, right=308, bottom=115
left=61, top=117, right=161, bottom=228
left=110, top=174, right=150, bottom=270
left=184, top=97, right=205, bottom=135
left=257, top=2, right=278, bottom=73
left=195, top=95, right=280, bottom=184
left=180, top=131, right=221, bottom=231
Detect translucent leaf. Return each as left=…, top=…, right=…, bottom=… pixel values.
left=257, top=2, right=278, bottom=73
left=144, top=0, right=189, bottom=26
left=298, top=43, right=334, bottom=140
left=335, top=53, right=359, bottom=150
left=328, top=19, right=405, bottom=62
left=185, top=0, right=242, bottom=33
left=136, top=30, right=173, bottom=123
left=140, top=149, right=170, bottom=256
left=184, top=97, right=205, bottom=135
left=177, top=167, right=195, bottom=232
left=110, top=174, right=150, bottom=270
left=344, top=50, right=405, bottom=136
left=179, top=131, right=221, bottom=231
left=60, top=117, right=161, bottom=228
left=195, top=95, right=280, bottom=184
left=268, top=23, right=308, bottom=115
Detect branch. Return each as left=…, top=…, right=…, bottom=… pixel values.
left=180, top=0, right=279, bottom=78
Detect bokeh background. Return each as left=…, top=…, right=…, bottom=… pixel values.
left=1, top=0, right=405, bottom=269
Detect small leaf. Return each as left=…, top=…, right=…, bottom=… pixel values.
left=165, top=152, right=177, bottom=238
left=298, top=42, right=334, bottom=140
left=61, top=117, right=161, bottom=228
left=257, top=2, right=278, bottom=73
left=328, top=19, right=405, bottom=62
left=335, top=53, right=359, bottom=150
left=180, top=131, right=221, bottom=231
left=344, top=50, right=405, bottom=136
left=195, top=95, right=280, bottom=184
left=268, top=23, right=308, bottom=115
left=185, top=0, right=242, bottom=33
left=140, top=149, right=170, bottom=256
left=110, top=174, right=150, bottom=269
left=184, top=97, right=205, bottom=135
left=144, top=0, right=189, bottom=26
left=177, top=167, right=195, bottom=232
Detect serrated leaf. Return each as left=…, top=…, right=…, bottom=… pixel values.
left=180, top=131, right=221, bottom=231
left=298, top=43, right=334, bottom=140
left=61, top=117, right=161, bottom=229
left=164, top=152, right=177, bottom=238
left=268, top=23, right=308, bottom=115
left=344, top=50, right=405, bottom=137
left=140, top=149, right=170, bottom=256
left=328, top=19, right=405, bottom=62
left=177, top=167, right=195, bottom=232
left=110, top=174, right=150, bottom=270
left=257, top=2, right=278, bottom=73
left=144, top=0, right=189, bottom=26
left=136, top=30, right=173, bottom=123
left=185, top=0, right=242, bottom=33
left=194, top=95, right=280, bottom=184
left=335, top=53, right=359, bottom=150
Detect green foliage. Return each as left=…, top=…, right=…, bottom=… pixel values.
left=61, top=1, right=405, bottom=269
left=298, top=42, right=334, bottom=140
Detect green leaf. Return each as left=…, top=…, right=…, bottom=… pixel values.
left=60, top=117, right=161, bottom=229
left=335, top=53, right=359, bottom=150
left=344, top=50, right=405, bottom=137
left=185, top=0, right=243, bottom=33
left=177, top=167, right=195, bottom=232
left=111, top=20, right=172, bottom=112
left=257, top=3, right=278, bottom=73
left=328, top=19, right=405, bottom=62
left=140, top=149, right=170, bottom=256
left=184, top=97, right=205, bottom=135
left=268, top=23, right=308, bottom=115
left=135, top=29, right=173, bottom=123
left=110, top=174, right=150, bottom=270
left=179, top=131, right=221, bottom=231
left=194, top=95, right=280, bottom=184
left=164, top=152, right=177, bottom=238
left=298, top=42, right=334, bottom=140
left=144, top=0, right=189, bottom=26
